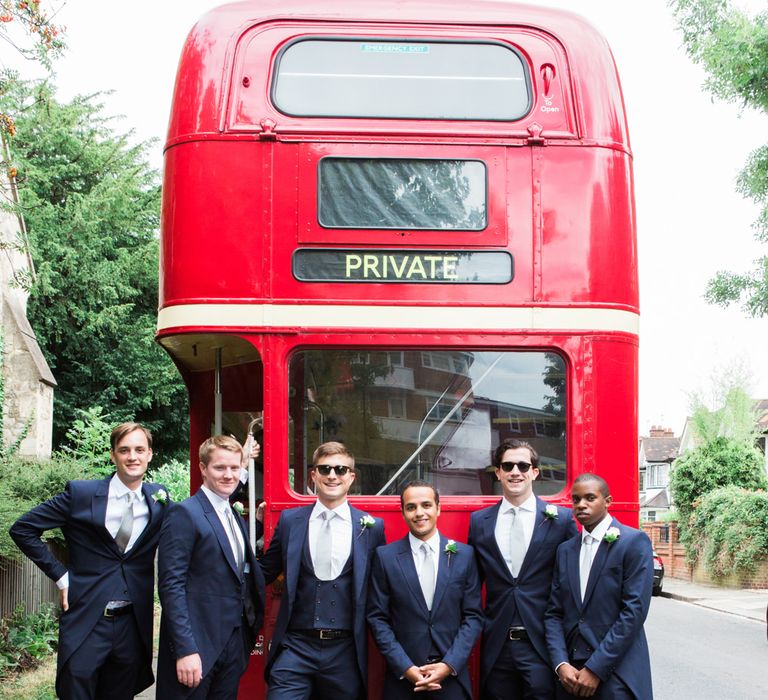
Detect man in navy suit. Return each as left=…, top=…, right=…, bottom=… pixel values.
left=367, top=480, right=483, bottom=698
left=468, top=438, right=578, bottom=699
left=545, top=474, right=654, bottom=699
left=157, top=435, right=265, bottom=699
left=259, top=441, right=385, bottom=699
left=9, top=422, right=167, bottom=700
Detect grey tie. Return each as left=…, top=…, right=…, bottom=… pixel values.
left=225, top=507, right=244, bottom=572
left=508, top=507, right=526, bottom=577
left=420, top=542, right=435, bottom=611
left=580, top=535, right=595, bottom=602
left=315, top=511, right=334, bottom=580
left=114, top=492, right=134, bottom=553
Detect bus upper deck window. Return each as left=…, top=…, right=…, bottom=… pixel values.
left=272, top=39, right=531, bottom=121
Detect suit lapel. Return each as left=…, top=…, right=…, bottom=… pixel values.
left=431, top=535, right=453, bottom=613
left=196, top=490, right=239, bottom=577
left=484, top=501, right=514, bottom=583
left=566, top=538, right=583, bottom=610
left=349, top=505, right=368, bottom=601
left=519, top=498, right=549, bottom=574
left=92, top=477, right=120, bottom=553
left=396, top=537, right=430, bottom=616
left=582, top=518, right=617, bottom=608
left=287, top=507, right=311, bottom=608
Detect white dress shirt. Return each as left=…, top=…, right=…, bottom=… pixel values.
left=308, top=500, right=352, bottom=580
left=201, top=485, right=245, bottom=565
left=494, top=492, right=537, bottom=574
left=408, top=530, right=441, bottom=580
left=580, top=512, right=614, bottom=580
left=56, top=475, right=148, bottom=590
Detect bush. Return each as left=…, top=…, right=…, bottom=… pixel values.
left=149, top=458, right=190, bottom=503
left=0, top=605, right=58, bottom=681
left=682, top=486, right=768, bottom=580
left=669, top=436, right=767, bottom=519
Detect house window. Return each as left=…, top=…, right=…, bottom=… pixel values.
left=388, top=397, right=406, bottom=419
left=646, top=510, right=656, bottom=522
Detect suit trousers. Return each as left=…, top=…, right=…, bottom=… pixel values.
left=183, top=624, right=249, bottom=700
left=267, top=633, right=362, bottom=700
left=482, top=637, right=556, bottom=700
left=58, top=611, right=143, bottom=700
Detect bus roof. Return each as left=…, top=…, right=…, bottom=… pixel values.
left=167, top=0, right=628, bottom=148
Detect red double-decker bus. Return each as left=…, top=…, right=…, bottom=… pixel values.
left=158, top=0, right=638, bottom=695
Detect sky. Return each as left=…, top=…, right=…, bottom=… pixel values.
left=7, top=0, right=768, bottom=437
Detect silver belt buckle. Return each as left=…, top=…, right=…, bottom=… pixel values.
left=319, top=629, right=333, bottom=640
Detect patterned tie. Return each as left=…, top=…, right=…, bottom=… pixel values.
left=420, top=542, right=435, bottom=611
left=315, top=510, right=334, bottom=579
left=114, top=492, right=134, bottom=553
left=225, top=507, right=244, bottom=572
left=508, top=507, right=526, bottom=577
left=580, top=535, right=595, bottom=602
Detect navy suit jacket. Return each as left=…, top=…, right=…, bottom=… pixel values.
left=258, top=503, right=385, bottom=681
left=157, top=489, right=266, bottom=698
left=9, top=476, right=167, bottom=696
left=544, top=519, right=654, bottom=699
left=468, top=497, right=578, bottom=681
left=367, top=535, right=483, bottom=699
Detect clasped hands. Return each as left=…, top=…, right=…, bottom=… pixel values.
left=404, top=662, right=451, bottom=692
left=557, top=663, right=600, bottom=697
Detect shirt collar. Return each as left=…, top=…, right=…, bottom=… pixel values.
left=200, top=484, right=230, bottom=513
left=583, top=513, right=614, bottom=544
left=409, top=530, right=440, bottom=555
left=500, top=492, right=537, bottom=514
left=109, top=474, right=143, bottom=500
left=311, top=500, right=351, bottom=523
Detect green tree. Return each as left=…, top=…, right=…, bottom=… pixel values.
left=670, top=0, right=768, bottom=315
left=1, top=79, right=188, bottom=460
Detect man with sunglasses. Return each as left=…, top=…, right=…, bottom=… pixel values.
left=258, top=441, right=385, bottom=699
left=468, top=439, right=578, bottom=699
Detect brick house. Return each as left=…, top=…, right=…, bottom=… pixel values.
left=638, top=426, right=679, bottom=522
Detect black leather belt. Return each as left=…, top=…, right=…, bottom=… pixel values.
left=507, top=626, right=529, bottom=641
left=103, top=603, right=133, bottom=618
left=426, top=655, right=443, bottom=664
left=295, top=629, right=352, bottom=640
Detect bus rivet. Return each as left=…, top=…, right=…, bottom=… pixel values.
left=242, top=76, right=251, bottom=87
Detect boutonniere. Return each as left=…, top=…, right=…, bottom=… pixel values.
left=358, top=514, right=375, bottom=538
left=604, top=526, right=620, bottom=543
left=232, top=502, right=244, bottom=516
left=151, top=489, right=168, bottom=505
left=444, top=540, right=458, bottom=555
left=544, top=504, right=558, bottom=519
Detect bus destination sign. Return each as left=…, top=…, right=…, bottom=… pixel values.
left=293, top=249, right=513, bottom=284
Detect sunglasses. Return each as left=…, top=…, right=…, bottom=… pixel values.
left=499, top=461, right=534, bottom=473
left=315, top=464, right=353, bottom=476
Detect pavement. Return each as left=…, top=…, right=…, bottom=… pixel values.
left=660, top=576, right=768, bottom=623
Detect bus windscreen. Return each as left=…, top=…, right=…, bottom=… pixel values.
left=318, top=158, right=487, bottom=230
left=273, top=39, right=531, bottom=120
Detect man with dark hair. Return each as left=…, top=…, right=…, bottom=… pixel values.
left=468, top=438, right=578, bottom=699
left=368, top=480, right=483, bottom=698
left=10, top=422, right=167, bottom=700
left=259, top=441, right=385, bottom=699
left=545, top=474, right=654, bottom=699
left=157, top=435, right=265, bottom=699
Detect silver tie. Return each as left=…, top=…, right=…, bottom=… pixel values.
left=508, top=507, right=526, bottom=577
left=114, top=492, right=134, bottom=553
left=315, top=510, right=334, bottom=580
left=420, top=542, right=435, bottom=611
left=580, top=535, right=595, bottom=602
left=225, top=507, right=244, bottom=572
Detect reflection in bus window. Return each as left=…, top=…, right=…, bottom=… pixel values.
left=288, top=350, right=566, bottom=497
left=318, top=158, right=486, bottom=230
left=273, top=39, right=531, bottom=120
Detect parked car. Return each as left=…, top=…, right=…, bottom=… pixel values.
left=652, top=551, right=664, bottom=596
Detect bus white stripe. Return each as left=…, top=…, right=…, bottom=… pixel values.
left=157, top=304, right=639, bottom=335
